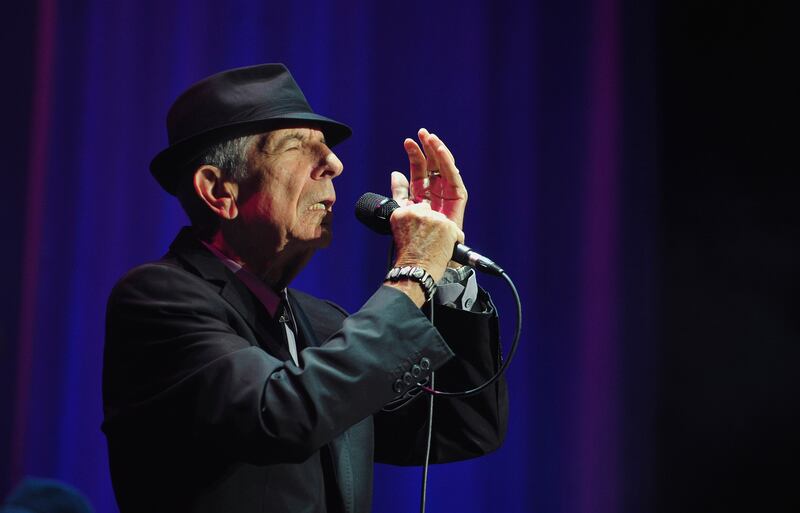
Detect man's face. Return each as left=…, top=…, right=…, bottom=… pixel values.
left=233, top=126, right=343, bottom=258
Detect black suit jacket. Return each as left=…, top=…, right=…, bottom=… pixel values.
left=102, top=228, right=507, bottom=513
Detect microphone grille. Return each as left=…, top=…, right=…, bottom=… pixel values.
left=355, top=192, right=397, bottom=235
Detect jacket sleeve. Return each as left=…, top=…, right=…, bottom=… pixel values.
left=372, top=286, right=509, bottom=465
left=102, top=263, right=455, bottom=465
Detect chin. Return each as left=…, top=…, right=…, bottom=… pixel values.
left=316, top=229, right=333, bottom=248
left=303, top=226, right=332, bottom=249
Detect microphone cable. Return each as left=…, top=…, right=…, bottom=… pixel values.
left=418, top=270, right=521, bottom=513
left=420, top=306, right=435, bottom=513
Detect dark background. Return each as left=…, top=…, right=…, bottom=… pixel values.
left=656, top=2, right=798, bottom=511
left=2, top=1, right=796, bottom=511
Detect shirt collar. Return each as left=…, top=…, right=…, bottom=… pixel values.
left=201, top=241, right=282, bottom=317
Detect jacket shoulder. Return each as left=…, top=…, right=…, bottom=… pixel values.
left=109, top=257, right=215, bottom=303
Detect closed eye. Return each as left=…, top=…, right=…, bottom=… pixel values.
left=262, top=130, right=327, bottom=155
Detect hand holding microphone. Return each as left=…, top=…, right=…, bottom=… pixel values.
left=355, top=129, right=503, bottom=306
left=393, top=128, right=467, bottom=279
left=355, top=193, right=503, bottom=277
left=389, top=202, right=464, bottom=284
left=356, top=130, right=518, bottom=401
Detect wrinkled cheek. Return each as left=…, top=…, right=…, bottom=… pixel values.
left=238, top=202, right=284, bottom=241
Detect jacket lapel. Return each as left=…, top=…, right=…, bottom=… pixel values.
left=167, top=228, right=290, bottom=361
left=169, top=229, right=366, bottom=511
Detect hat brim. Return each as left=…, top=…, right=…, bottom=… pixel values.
left=150, top=112, right=352, bottom=196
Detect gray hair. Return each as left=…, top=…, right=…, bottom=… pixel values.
left=194, top=134, right=258, bottom=183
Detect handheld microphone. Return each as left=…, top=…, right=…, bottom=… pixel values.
left=355, top=192, right=504, bottom=276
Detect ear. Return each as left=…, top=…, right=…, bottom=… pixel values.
left=193, top=165, right=240, bottom=220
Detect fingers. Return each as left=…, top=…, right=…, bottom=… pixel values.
left=417, top=128, right=441, bottom=174
left=425, top=132, right=465, bottom=194
left=404, top=138, right=428, bottom=184
left=430, top=133, right=455, bottom=165
left=405, top=129, right=467, bottom=216
left=406, top=128, right=455, bottom=181
left=390, top=171, right=412, bottom=206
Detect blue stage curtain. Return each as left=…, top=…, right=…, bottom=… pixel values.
left=2, top=0, right=659, bottom=511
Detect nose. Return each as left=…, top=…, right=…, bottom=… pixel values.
left=314, top=150, right=343, bottom=179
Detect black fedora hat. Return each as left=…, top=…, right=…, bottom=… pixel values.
left=150, top=63, right=352, bottom=195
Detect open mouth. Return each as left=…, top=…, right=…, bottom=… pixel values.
left=308, top=198, right=334, bottom=213
left=308, top=200, right=334, bottom=227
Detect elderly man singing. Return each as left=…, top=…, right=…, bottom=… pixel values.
left=102, top=64, right=507, bottom=513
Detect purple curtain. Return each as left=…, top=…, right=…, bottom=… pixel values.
left=2, top=1, right=660, bottom=511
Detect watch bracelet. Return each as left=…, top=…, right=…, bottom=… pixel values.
left=384, top=265, right=437, bottom=302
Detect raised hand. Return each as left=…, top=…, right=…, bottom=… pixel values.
left=391, top=128, right=468, bottom=231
